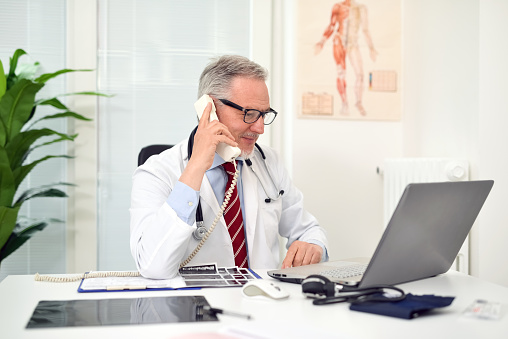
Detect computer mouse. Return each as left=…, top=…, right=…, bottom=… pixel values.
left=242, top=279, right=290, bottom=300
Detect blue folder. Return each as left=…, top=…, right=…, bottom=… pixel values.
left=77, top=268, right=261, bottom=293
left=349, top=293, right=455, bottom=319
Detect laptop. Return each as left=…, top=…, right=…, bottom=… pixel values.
left=268, top=180, right=494, bottom=288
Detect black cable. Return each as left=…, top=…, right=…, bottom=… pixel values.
left=254, top=143, right=266, bottom=159
left=312, top=285, right=406, bottom=306
left=187, top=125, right=203, bottom=225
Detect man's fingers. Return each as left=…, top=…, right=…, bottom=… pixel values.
left=292, top=247, right=306, bottom=267
left=196, top=100, right=237, bottom=147
left=283, top=241, right=305, bottom=268
left=307, top=250, right=321, bottom=265
left=214, top=125, right=236, bottom=143
left=282, top=242, right=323, bottom=268
left=282, top=246, right=297, bottom=269
left=198, top=102, right=213, bottom=125
left=216, top=135, right=238, bottom=148
left=300, top=250, right=313, bottom=266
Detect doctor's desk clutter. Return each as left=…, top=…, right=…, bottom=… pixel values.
left=242, top=280, right=290, bottom=300
left=463, top=299, right=502, bottom=320
left=300, top=275, right=456, bottom=320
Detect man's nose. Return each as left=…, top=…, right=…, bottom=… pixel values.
left=250, top=117, right=265, bottom=134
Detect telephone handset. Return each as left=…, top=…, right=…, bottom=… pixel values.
left=194, top=94, right=241, bottom=162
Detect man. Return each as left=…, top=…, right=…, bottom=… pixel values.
left=315, top=0, right=377, bottom=116
left=130, top=55, right=328, bottom=279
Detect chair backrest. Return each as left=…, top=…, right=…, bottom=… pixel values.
left=138, top=144, right=173, bottom=166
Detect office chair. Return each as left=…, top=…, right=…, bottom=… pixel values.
left=138, top=144, right=173, bottom=166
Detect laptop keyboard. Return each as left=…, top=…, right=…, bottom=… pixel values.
left=321, top=264, right=367, bottom=279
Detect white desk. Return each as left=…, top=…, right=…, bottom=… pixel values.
left=1, top=270, right=507, bottom=339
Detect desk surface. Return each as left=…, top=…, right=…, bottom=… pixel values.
left=1, top=270, right=507, bottom=339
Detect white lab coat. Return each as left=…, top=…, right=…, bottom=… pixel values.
left=130, top=139, right=328, bottom=279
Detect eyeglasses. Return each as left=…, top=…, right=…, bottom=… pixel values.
left=218, top=99, right=278, bottom=125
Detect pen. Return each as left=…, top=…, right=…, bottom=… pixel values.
left=203, top=306, right=252, bottom=320
left=106, top=285, right=146, bottom=290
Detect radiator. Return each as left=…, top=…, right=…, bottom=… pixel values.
left=381, top=158, right=469, bottom=273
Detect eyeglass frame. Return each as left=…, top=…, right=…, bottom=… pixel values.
left=218, top=98, right=278, bottom=125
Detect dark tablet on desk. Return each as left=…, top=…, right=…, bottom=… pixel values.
left=26, top=296, right=217, bottom=328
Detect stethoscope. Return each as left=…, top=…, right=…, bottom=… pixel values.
left=301, top=275, right=406, bottom=306
left=187, top=126, right=284, bottom=240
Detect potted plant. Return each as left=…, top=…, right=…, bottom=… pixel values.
left=0, top=49, right=107, bottom=265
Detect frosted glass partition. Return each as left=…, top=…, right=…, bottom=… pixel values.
left=97, top=0, right=251, bottom=270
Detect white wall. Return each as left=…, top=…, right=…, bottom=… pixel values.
left=286, top=0, right=508, bottom=286
left=294, top=119, right=402, bottom=260
left=402, top=0, right=479, bottom=160
left=476, top=0, right=508, bottom=286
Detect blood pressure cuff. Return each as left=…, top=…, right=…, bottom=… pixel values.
left=349, top=293, right=455, bottom=319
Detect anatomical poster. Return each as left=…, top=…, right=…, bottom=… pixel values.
left=297, top=0, right=401, bottom=121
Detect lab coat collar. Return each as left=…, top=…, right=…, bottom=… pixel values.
left=209, top=153, right=245, bottom=170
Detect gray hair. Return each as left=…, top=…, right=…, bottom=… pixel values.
left=197, top=55, right=268, bottom=99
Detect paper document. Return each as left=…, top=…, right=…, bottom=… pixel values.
left=79, top=274, right=186, bottom=291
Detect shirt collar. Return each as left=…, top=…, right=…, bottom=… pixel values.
left=209, top=153, right=244, bottom=171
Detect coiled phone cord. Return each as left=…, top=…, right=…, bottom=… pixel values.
left=179, top=161, right=239, bottom=268
left=34, top=161, right=240, bottom=282
left=34, top=271, right=140, bottom=282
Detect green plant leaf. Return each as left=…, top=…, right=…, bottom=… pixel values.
left=28, top=111, right=92, bottom=129
left=14, top=188, right=68, bottom=208
left=0, top=49, right=112, bottom=261
left=0, top=115, right=5, bottom=147
left=0, top=78, right=44, bottom=143
left=7, top=49, right=27, bottom=80
left=35, top=68, right=93, bottom=84
left=0, top=219, right=47, bottom=262
left=35, top=97, right=68, bottom=110
left=5, top=128, right=76, bottom=170
left=16, top=61, right=40, bottom=81
left=0, top=147, right=15, bottom=206
left=14, top=183, right=73, bottom=207
left=0, top=58, right=8, bottom=146
left=60, top=91, right=113, bottom=98
left=0, top=205, right=20, bottom=253
left=12, top=155, right=72, bottom=189
left=0, top=58, right=6, bottom=101
left=32, top=135, right=78, bottom=150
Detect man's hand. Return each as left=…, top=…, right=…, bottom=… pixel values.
left=191, top=102, right=237, bottom=168
left=179, top=101, right=237, bottom=191
left=281, top=240, right=323, bottom=269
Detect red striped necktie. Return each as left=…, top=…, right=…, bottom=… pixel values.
left=221, top=161, right=248, bottom=268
